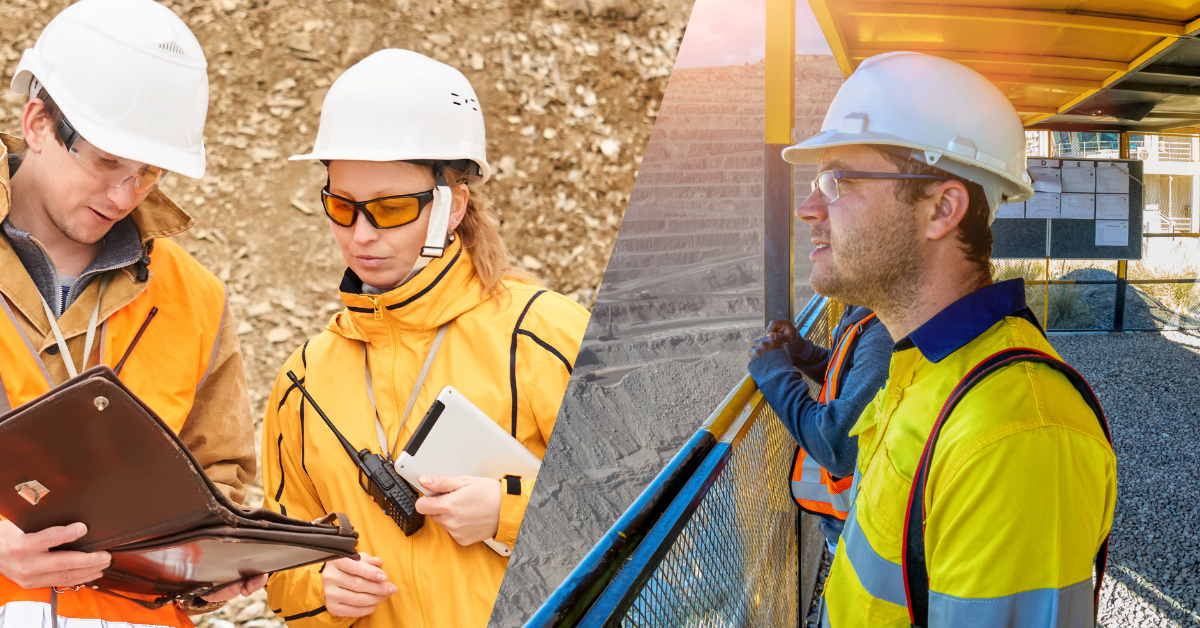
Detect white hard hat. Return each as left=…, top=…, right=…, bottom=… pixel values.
left=293, top=49, right=491, bottom=268
left=783, top=52, right=1034, bottom=221
left=11, top=0, right=209, bottom=179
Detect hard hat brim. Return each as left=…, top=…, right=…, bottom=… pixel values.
left=11, top=64, right=207, bottom=179
left=783, top=129, right=1035, bottom=203
left=290, top=149, right=492, bottom=183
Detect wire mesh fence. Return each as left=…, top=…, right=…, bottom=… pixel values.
left=993, top=240, right=1200, bottom=332
left=610, top=298, right=838, bottom=628
left=618, top=404, right=799, bottom=628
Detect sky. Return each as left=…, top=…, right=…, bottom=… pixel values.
left=673, top=0, right=832, bottom=69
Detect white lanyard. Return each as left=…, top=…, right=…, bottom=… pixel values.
left=38, top=276, right=109, bottom=378
left=364, top=323, right=449, bottom=460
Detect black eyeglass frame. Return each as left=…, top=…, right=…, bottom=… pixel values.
left=813, top=169, right=949, bottom=203
left=320, top=185, right=436, bottom=229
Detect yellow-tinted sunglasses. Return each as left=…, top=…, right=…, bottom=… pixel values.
left=320, top=185, right=435, bottom=229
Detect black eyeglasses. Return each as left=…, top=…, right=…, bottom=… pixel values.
left=321, top=186, right=435, bottom=229
left=812, top=170, right=949, bottom=203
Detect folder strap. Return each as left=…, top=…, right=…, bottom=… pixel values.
left=365, top=323, right=449, bottom=459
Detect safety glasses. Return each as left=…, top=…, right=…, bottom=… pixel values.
left=812, top=170, right=949, bottom=204
left=58, top=117, right=168, bottom=194
left=320, top=185, right=435, bottom=229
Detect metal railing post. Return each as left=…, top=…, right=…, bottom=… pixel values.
left=1114, top=132, right=1131, bottom=331
left=763, top=0, right=795, bottom=327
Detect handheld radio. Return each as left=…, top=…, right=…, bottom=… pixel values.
left=286, top=372, right=424, bottom=536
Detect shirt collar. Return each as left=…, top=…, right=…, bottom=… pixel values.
left=893, top=278, right=1041, bottom=363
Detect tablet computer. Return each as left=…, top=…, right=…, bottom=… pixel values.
left=395, top=385, right=541, bottom=556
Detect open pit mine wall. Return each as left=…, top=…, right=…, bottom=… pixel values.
left=489, top=56, right=844, bottom=628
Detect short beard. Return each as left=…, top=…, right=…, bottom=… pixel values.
left=810, top=199, right=923, bottom=313
left=48, top=207, right=104, bottom=246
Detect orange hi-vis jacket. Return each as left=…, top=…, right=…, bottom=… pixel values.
left=0, top=136, right=255, bottom=627
left=790, top=312, right=878, bottom=520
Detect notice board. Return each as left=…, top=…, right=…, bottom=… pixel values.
left=991, top=157, right=1143, bottom=260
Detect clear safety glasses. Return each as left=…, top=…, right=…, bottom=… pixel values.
left=321, top=185, right=435, bottom=229
left=812, top=170, right=949, bottom=204
left=56, top=116, right=169, bottom=195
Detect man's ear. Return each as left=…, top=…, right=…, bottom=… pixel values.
left=923, top=180, right=970, bottom=241
left=20, top=99, right=55, bottom=155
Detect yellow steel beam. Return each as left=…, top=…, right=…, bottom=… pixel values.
left=808, top=0, right=854, bottom=77
left=1014, top=105, right=1060, bottom=114
left=841, top=3, right=1184, bottom=36
left=985, top=74, right=1103, bottom=89
left=849, top=49, right=1127, bottom=72
left=1024, top=37, right=1178, bottom=126
left=765, top=0, right=796, bottom=144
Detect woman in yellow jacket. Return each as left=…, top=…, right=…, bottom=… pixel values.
left=260, top=49, right=590, bottom=627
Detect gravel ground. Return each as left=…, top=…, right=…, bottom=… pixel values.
left=1052, top=332, right=1200, bottom=627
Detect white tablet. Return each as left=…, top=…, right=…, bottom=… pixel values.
left=395, top=385, right=541, bottom=556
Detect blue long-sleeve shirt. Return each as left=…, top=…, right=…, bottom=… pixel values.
left=748, top=305, right=892, bottom=510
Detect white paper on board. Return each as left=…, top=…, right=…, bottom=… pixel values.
left=1026, top=193, right=1061, bottom=219
left=1029, top=167, right=1062, bottom=193
left=1061, top=163, right=1096, bottom=193
left=995, top=202, right=1025, bottom=219
left=1061, top=194, right=1095, bottom=219
left=1096, top=194, right=1129, bottom=220
left=1097, top=162, right=1130, bottom=194
left=1095, top=220, right=1129, bottom=247
left=1029, top=159, right=1060, bottom=168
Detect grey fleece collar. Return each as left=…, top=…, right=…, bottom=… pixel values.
left=1, top=154, right=145, bottom=318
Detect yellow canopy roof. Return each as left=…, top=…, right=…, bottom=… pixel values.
left=807, top=1, right=1200, bottom=134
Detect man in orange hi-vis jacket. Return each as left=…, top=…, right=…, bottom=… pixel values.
left=0, top=1, right=264, bottom=625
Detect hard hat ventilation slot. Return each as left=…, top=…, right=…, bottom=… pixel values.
left=450, top=93, right=479, bottom=112
left=158, top=42, right=186, bottom=56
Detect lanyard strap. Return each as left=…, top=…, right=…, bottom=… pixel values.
left=365, top=323, right=449, bottom=460
left=38, top=275, right=109, bottom=378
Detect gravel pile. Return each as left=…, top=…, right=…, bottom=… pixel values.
left=1052, top=332, right=1200, bottom=627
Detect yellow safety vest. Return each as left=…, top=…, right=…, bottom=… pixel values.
left=821, top=280, right=1117, bottom=628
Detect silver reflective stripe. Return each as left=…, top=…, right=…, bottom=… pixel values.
left=792, top=479, right=837, bottom=504
left=0, top=370, right=9, bottom=414
left=801, top=454, right=822, bottom=483
left=0, top=600, right=175, bottom=627
left=841, top=505, right=908, bottom=607
left=829, top=486, right=853, bottom=512
left=929, top=579, right=1094, bottom=628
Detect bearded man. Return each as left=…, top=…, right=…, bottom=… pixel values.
left=780, top=52, right=1117, bottom=628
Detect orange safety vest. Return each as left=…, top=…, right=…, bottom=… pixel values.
left=0, top=239, right=227, bottom=628
left=789, top=312, right=877, bottom=521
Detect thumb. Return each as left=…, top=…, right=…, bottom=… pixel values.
left=419, top=475, right=468, bottom=494
left=28, top=522, right=88, bottom=551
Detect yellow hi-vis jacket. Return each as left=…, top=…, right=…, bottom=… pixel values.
left=822, top=279, right=1117, bottom=628
left=262, top=238, right=589, bottom=628
left=0, top=135, right=255, bottom=627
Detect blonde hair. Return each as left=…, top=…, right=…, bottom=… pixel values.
left=444, top=165, right=544, bottom=298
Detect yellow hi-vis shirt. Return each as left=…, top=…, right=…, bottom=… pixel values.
left=822, top=279, right=1117, bottom=628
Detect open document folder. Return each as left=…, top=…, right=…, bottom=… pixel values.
left=0, top=367, right=359, bottom=606
left=395, top=385, right=541, bottom=557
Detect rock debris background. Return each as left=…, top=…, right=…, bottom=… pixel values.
left=0, top=0, right=691, bottom=625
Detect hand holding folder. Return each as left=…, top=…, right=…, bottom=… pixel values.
left=0, top=367, right=359, bottom=607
